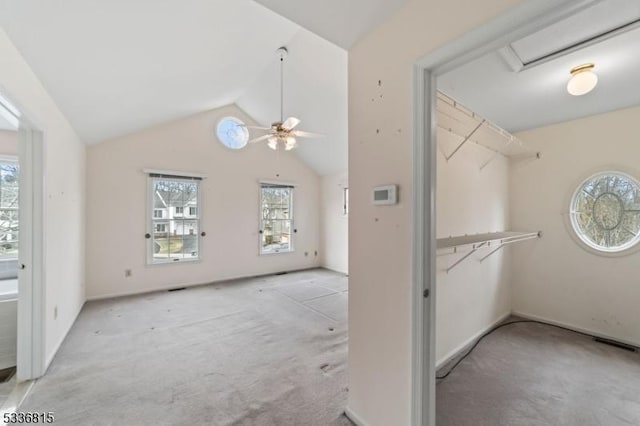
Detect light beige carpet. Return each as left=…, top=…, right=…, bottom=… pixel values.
left=20, top=269, right=352, bottom=426
left=437, top=320, right=640, bottom=425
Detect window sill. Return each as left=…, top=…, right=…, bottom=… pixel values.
left=260, top=250, right=295, bottom=256
left=147, top=258, right=202, bottom=266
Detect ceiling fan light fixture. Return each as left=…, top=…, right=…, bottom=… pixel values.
left=267, top=137, right=278, bottom=150
left=567, top=63, right=597, bottom=96
left=285, top=136, right=296, bottom=151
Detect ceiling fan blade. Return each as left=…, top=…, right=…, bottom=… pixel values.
left=242, top=125, right=272, bottom=130
left=291, top=130, right=324, bottom=138
left=248, top=134, right=273, bottom=144
left=282, top=117, right=301, bottom=131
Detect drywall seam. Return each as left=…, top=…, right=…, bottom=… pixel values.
left=512, top=310, right=640, bottom=348
left=344, top=407, right=371, bottom=426
left=436, top=311, right=511, bottom=368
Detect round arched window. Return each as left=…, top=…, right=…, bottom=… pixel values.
left=570, top=171, right=640, bottom=253
left=216, top=117, right=248, bottom=150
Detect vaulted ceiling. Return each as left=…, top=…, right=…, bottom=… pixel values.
left=0, top=0, right=366, bottom=175
left=253, top=0, right=408, bottom=49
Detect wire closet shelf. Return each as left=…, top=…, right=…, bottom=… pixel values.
left=436, top=91, right=541, bottom=169
left=437, top=231, right=542, bottom=273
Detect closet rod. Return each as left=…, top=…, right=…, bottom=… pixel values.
left=478, top=233, right=541, bottom=263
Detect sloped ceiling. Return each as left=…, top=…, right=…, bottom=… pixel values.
left=252, top=0, right=409, bottom=49
left=238, top=29, right=347, bottom=176
left=0, top=0, right=299, bottom=144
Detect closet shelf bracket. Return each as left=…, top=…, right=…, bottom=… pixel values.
left=439, top=231, right=542, bottom=273
left=446, top=241, right=487, bottom=273
left=445, top=119, right=486, bottom=162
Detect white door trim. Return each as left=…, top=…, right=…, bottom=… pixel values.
left=17, top=126, right=46, bottom=381
left=410, top=1, right=599, bottom=424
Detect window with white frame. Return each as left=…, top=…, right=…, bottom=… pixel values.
left=260, top=183, right=294, bottom=254
left=0, top=160, right=18, bottom=259
left=570, top=171, right=640, bottom=253
left=148, top=174, right=201, bottom=264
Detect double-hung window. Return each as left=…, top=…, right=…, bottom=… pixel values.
left=148, top=173, right=202, bottom=264
left=260, top=183, right=294, bottom=254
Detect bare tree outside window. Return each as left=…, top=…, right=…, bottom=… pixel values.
left=260, top=185, right=293, bottom=254
left=571, top=171, right=640, bottom=252
left=0, top=161, right=19, bottom=259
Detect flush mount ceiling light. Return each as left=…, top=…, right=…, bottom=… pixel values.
left=567, top=63, right=598, bottom=96
left=245, top=47, right=322, bottom=151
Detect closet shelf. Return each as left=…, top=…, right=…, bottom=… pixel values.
left=437, top=231, right=541, bottom=273
left=437, top=91, right=540, bottom=166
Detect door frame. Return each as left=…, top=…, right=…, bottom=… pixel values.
left=0, top=92, right=46, bottom=381
left=410, top=1, right=600, bottom=424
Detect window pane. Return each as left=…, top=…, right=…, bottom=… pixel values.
left=260, top=186, right=293, bottom=254
left=0, top=162, right=19, bottom=259
left=571, top=171, right=640, bottom=252
left=150, top=177, right=200, bottom=264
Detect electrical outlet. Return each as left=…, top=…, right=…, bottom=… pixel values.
left=125, top=269, right=132, bottom=277
left=54, top=306, right=58, bottom=319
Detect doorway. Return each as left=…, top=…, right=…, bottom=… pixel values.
left=411, top=1, right=606, bottom=424
left=0, top=91, right=45, bottom=412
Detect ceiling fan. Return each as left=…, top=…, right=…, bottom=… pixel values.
left=246, top=47, right=322, bottom=151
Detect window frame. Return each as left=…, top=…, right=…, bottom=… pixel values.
left=259, top=182, right=295, bottom=255
left=569, top=170, right=640, bottom=255
left=147, top=174, right=203, bottom=265
left=216, top=116, right=249, bottom=150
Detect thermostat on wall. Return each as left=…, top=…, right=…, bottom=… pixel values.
left=372, top=185, right=398, bottom=205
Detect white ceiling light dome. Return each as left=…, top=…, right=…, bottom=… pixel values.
left=567, top=63, right=598, bottom=96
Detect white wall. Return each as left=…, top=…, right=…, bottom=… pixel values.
left=320, top=171, right=348, bottom=274
left=0, top=130, right=18, bottom=156
left=0, top=28, right=86, bottom=367
left=435, top=131, right=511, bottom=364
left=86, top=104, right=321, bottom=299
left=348, top=0, right=521, bottom=423
left=511, top=105, right=640, bottom=346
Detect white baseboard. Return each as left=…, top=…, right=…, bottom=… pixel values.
left=86, top=267, right=320, bottom=301
left=436, top=311, right=511, bottom=369
left=512, top=310, right=640, bottom=349
left=344, top=406, right=370, bottom=426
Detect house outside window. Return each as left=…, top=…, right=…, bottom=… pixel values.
left=260, top=183, right=294, bottom=254
left=148, top=174, right=202, bottom=264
